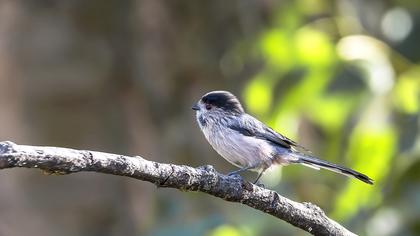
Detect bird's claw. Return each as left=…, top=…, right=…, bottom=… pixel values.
left=253, top=181, right=265, bottom=188
left=227, top=172, right=243, bottom=179
left=197, top=165, right=215, bottom=172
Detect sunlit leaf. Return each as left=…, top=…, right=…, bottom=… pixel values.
left=276, top=69, right=332, bottom=113
left=260, top=30, right=294, bottom=70
left=209, top=225, right=241, bottom=236
left=306, top=95, right=356, bottom=133
left=295, top=27, right=336, bottom=67
left=393, top=68, right=420, bottom=114
left=333, top=125, right=397, bottom=220
left=271, top=70, right=333, bottom=140
left=243, top=74, right=273, bottom=116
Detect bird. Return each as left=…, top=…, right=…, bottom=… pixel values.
left=192, top=90, right=373, bottom=185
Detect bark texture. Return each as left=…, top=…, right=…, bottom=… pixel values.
left=0, top=141, right=356, bottom=236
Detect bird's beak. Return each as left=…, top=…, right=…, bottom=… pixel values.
left=192, top=103, right=200, bottom=111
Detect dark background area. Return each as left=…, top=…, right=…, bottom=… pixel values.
left=0, top=1, right=419, bottom=235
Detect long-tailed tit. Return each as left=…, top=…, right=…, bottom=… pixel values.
left=192, top=90, right=373, bottom=184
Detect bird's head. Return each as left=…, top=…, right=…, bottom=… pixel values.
left=192, top=91, right=244, bottom=118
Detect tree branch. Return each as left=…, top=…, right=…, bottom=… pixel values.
left=0, top=141, right=356, bottom=236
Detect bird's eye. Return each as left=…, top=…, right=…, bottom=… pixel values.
left=205, top=104, right=212, bottom=110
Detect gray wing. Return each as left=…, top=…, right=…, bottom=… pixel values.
left=227, top=114, right=303, bottom=150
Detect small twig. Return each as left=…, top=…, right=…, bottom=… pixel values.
left=0, top=141, right=356, bottom=236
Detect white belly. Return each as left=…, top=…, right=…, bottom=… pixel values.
left=203, top=125, right=275, bottom=170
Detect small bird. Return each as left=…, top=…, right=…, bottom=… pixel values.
left=192, top=90, right=373, bottom=185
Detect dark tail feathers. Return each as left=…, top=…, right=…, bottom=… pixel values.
left=295, top=155, right=373, bottom=185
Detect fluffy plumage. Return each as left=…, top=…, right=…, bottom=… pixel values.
left=193, top=90, right=373, bottom=184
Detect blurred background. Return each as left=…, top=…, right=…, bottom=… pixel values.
left=0, top=0, right=419, bottom=235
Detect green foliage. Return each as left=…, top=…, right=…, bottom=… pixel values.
left=333, top=125, right=397, bottom=220
left=393, top=67, right=420, bottom=114
left=238, top=1, right=420, bottom=234
left=208, top=225, right=252, bottom=236
left=243, top=75, right=273, bottom=116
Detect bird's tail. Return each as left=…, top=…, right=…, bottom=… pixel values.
left=289, top=153, right=374, bottom=185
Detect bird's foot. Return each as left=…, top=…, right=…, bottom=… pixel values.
left=227, top=171, right=238, bottom=176
left=253, top=180, right=265, bottom=188
left=227, top=172, right=243, bottom=180
left=197, top=165, right=216, bottom=173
